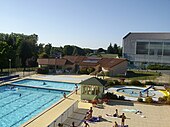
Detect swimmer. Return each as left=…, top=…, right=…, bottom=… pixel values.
left=131, top=91, right=134, bottom=94
left=19, top=94, right=21, bottom=97
left=43, top=82, right=46, bottom=85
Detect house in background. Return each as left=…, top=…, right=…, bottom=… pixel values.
left=37, top=56, right=128, bottom=76
left=123, top=32, right=170, bottom=68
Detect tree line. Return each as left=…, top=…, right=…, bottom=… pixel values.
left=0, top=32, right=122, bottom=72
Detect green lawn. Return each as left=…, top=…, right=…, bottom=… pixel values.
left=115, top=70, right=160, bottom=80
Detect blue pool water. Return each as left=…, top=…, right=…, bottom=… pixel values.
left=117, top=88, right=155, bottom=97
left=0, top=79, right=76, bottom=127
left=12, top=79, right=78, bottom=91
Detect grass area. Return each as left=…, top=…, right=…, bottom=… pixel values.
left=114, top=70, right=160, bottom=80
left=88, top=53, right=118, bottom=58
left=100, top=53, right=118, bottom=58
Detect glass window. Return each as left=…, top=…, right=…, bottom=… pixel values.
left=163, top=42, right=170, bottom=56
left=149, top=42, right=163, bottom=55
left=136, top=42, right=149, bottom=54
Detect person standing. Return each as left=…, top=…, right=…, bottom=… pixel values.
left=75, top=84, right=78, bottom=94
left=63, top=92, right=66, bottom=98
left=120, top=113, right=126, bottom=127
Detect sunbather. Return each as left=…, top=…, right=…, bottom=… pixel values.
left=106, top=109, right=119, bottom=117
left=84, top=121, right=90, bottom=127
left=113, top=121, right=118, bottom=127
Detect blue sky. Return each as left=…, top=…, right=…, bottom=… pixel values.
left=0, top=0, right=170, bottom=49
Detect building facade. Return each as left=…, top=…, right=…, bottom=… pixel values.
left=123, top=32, right=170, bottom=68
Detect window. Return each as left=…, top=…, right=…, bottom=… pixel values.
left=149, top=42, right=163, bottom=56
left=136, top=42, right=149, bottom=54
left=163, top=42, right=170, bottom=56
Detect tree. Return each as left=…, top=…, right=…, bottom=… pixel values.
left=97, top=48, right=106, bottom=53
left=113, top=44, right=118, bottom=54
left=107, top=43, right=114, bottom=54
left=44, top=43, right=52, bottom=56
left=17, top=40, right=33, bottom=67
left=63, top=45, right=74, bottom=55
left=72, top=46, right=85, bottom=56
left=0, top=42, right=10, bottom=72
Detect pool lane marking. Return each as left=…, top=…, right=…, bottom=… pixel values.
left=0, top=94, right=45, bottom=119
left=10, top=95, right=60, bottom=127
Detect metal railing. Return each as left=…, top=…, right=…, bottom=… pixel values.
left=47, top=100, right=78, bottom=127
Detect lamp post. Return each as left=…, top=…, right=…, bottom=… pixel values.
left=9, top=59, right=11, bottom=75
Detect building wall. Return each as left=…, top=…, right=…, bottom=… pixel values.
left=108, top=61, right=128, bottom=76
left=123, top=33, right=170, bottom=67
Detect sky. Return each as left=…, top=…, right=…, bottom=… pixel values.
left=0, top=0, right=170, bottom=49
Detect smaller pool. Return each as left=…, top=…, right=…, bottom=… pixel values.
left=117, top=88, right=155, bottom=97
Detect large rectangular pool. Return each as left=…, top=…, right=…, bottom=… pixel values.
left=0, top=79, right=77, bottom=127
left=12, top=79, right=77, bottom=91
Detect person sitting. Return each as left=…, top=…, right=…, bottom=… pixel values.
left=58, top=123, right=63, bottom=127
left=63, top=92, right=66, bottom=98
left=113, top=109, right=119, bottom=117
left=83, top=121, right=90, bottom=127
left=71, top=122, right=77, bottom=127
left=113, top=121, right=118, bottom=127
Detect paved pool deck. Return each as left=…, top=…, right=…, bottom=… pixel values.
left=16, top=74, right=170, bottom=127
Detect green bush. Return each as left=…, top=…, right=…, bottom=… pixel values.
left=79, top=68, right=89, bottom=74
left=147, top=64, right=170, bottom=70
left=37, top=68, right=49, bottom=74
left=107, top=80, right=114, bottom=86
left=130, top=80, right=144, bottom=87
left=87, top=67, right=95, bottom=74
left=113, top=80, right=121, bottom=85
left=145, top=97, right=153, bottom=103
left=166, top=96, right=170, bottom=104
left=119, top=95, right=125, bottom=100
left=137, top=97, right=143, bottom=102
left=145, top=81, right=157, bottom=86
left=158, top=97, right=166, bottom=103
left=103, top=92, right=125, bottom=100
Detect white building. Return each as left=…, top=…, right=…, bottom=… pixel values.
left=123, top=32, right=170, bottom=68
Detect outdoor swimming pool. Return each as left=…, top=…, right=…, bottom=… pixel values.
left=0, top=85, right=70, bottom=127
left=12, top=79, right=78, bottom=91
left=0, top=79, right=78, bottom=127
left=117, top=88, right=155, bottom=97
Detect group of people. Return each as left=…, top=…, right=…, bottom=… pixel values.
left=106, top=109, right=127, bottom=127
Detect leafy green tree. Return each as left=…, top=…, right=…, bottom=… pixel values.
left=113, top=44, right=118, bottom=54
left=44, top=43, right=52, bottom=56
left=97, top=48, right=106, bottom=53
left=63, top=45, right=74, bottom=55
left=107, top=43, right=114, bottom=54
left=72, top=46, right=85, bottom=56
left=17, top=40, right=33, bottom=67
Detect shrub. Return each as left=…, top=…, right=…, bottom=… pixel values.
left=119, top=95, right=125, bottom=100
left=79, top=68, right=89, bottom=74
left=145, top=97, right=153, bottom=103
left=145, top=81, right=157, bottom=86
left=37, top=68, right=49, bottom=74
left=103, top=92, right=118, bottom=100
left=137, top=97, right=143, bottom=102
left=113, top=80, right=121, bottom=85
left=107, top=80, right=114, bottom=86
left=130, top=80, right=144, bottom=87
left=166, top=96, right=170, bottom=104
left=87, top=67, right=95, bottom=74
left=158, top=97, right=166, bottom=103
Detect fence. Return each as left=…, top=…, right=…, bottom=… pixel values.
left=47, top=100, right=78, bottom=127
